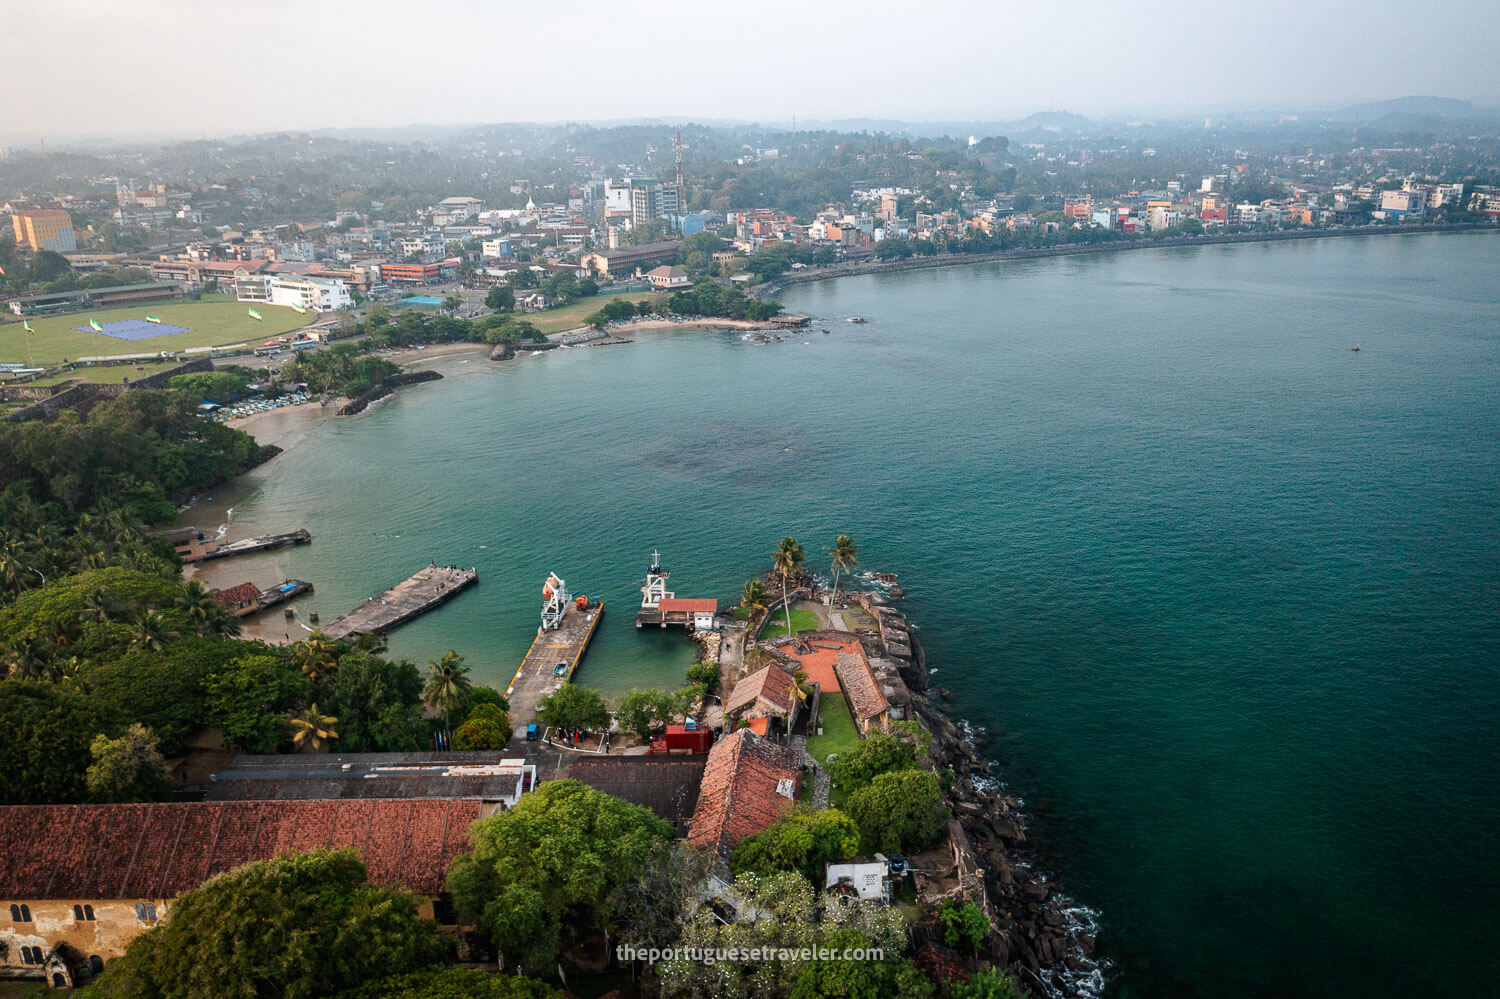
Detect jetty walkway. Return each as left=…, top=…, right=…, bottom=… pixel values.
left=178, top=528, right=311, bottom=563
left=505, top=599, right=603, bottom=731
left=322, top=564, right=477, bottom=643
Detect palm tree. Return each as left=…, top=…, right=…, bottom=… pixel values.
left=3, top=635, right=55, bottom=681
left=291, top=634, right=340, bottom=682
left=771, top=537, right=805, bottom=638
left=290, top=705, right=339, bottom=752
left=423, top=650, right=472, bottom=739
left=739, top=578, right=772, bottom=622
left=827, top=534, right=860, bottom=607
left=175, top=580, right=222, bottom=637
left=791, top=669, right=815, bottom=706
left=127, top=610, right=177, bottom=654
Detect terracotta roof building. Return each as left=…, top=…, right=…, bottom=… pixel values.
left=724, top=664, right=802, bottom=732
left=0, top=798, right=481, bottom=986
left=644, top=265, right=691, bottom=290
left=687, top=730, right=800, bottom=859
left=210, top=581, right=261, bottom=615
left=835, top=649, right=890, bottom=734
left=0, top=798, right=478, bottom=900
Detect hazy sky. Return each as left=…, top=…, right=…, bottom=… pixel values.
left=5, top=0, right=1499, bottom=140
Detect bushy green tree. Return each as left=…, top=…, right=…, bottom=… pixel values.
left=948, top=967, right=1024, bottom=999
left=0, top=679, right=111, bottom=804
left=846, top=769, right=945, bottom=854
left=686, top=661, right=720, bottom=693
left=316, top=651, right=426, bottom=752
left=453, top=703, right=513, bottom=749
left=939, top=899, right=991, bottom=954
left=484, top=285, right=515, bottom=312
left=658, top=871, right=912, bottom=999
left=87, top=849, right=448, bottom=999
left=338, top=967, right=560, bottom=999
left=827, top=732, right=916, bottom=794
left=86, top=724, right=170, bottom=803
left=535, top=683, right=609, bottom=734
left=615, top=687, right=677, bottom=739
left=206, top=653, right=312, bottom=754
left=447, top=780, right=673, bottom=970
left=731, top=808, right=860, bottom=883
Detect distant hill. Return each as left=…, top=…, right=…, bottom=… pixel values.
left=1333, top=96, right=1474, bottom=119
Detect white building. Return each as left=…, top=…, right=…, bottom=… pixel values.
left=237, top=275, right=352, bottom=312
left=436, top=196, right=484, bottom=220
left=825, top=860, right=889, bottom=903
left=1380, top=189, right=1425, bottom=217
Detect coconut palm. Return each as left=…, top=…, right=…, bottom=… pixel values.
left=291, top=634, right=340, bottom=682
left=423, top=650, right=472, bottom=739
left=3, top=635, right=55, bottom=681
left=290, top=704, right=339, bottom=752
left=739, top=578, right=772, bottom=622
left=175, top=580, right=226, bottom=637
left=771, top=537, right=805, bottom=638
left=791, top=669, right=815, bottom=706
left=127, top=610, right=177, bottom=654
left=827, top=534, right=860, bottom=607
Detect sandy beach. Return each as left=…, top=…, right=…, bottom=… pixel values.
left=384, top=342, right=490, bottom=365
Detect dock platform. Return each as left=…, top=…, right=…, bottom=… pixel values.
left=322, top=565, right=477, bottom=643
left=179, top=528, right=311, bottom=563
left=505, top=600, right=604, bottom=730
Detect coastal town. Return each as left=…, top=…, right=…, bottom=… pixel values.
left=1, top=38, right=1497, bottom=998
left=4, top=109, right=1500, bottom=394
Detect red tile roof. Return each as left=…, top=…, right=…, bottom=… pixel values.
left=211, top=582, right=261, bottom=607
left=687, top=730, right=799, bottom=857
left=659, top=597, right=717, bottom=614
left=836, top=650, right=889, bottom=722
left=724, top=665, right=798, bottom=718
left=782, top=639, right=863, bottom=694
left=0, top=799, right=480, bottom=899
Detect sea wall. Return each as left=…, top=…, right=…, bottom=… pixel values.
left=335, top=369, right=443, bottom=416
left=2, top=357, right=215, bottom=423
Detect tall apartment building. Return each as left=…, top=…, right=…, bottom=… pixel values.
left=11, top=210, right=77, bottom=252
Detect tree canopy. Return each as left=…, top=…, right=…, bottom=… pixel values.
left=87, top=849, right=449, bottom=999
left=447, top=779, right=673, bottom=971
left=846, top=768, right=945, bottom=854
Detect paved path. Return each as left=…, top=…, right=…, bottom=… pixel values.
left=829, top=611, right=848, bottom=631
left=789, top=734, right=831, bottom=809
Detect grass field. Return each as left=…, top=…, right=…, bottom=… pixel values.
left=759, top=607, right=821, bottom=641
left=0, top=298, right=310, bottom=365
left=19, top=359, right=185, bottom=387
left=807, top=695, right=860, bottom=768
left=531, top=291, right=645, bottom=335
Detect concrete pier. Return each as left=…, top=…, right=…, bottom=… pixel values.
left=178, top=528, right=311, bottom=563
left=322, top=565, right=478, bottom=643
left=505, top=600, right=604, bottom=730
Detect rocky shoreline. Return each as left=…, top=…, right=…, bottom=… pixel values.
left=858, top=592, right=1105, bottom=998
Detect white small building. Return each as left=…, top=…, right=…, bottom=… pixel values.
left=825, top=860, right=889, bottom=903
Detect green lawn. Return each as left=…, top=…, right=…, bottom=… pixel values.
left=759, top=607, right=820, bottom=641
left=531, top=291, right=645, bottom=334
left=14, top=359, right=185, bottom=387
left=806, top=694, right=860, bottom=768
left=0, top=298, right=310, bottom=365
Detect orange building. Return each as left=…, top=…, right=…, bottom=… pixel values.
left=11, top=210, right=77, bottom=252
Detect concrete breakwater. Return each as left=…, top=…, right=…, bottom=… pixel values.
left=336, top=369, right=443, bottom=416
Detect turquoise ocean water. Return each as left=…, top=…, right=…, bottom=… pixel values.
left=193, top=232, right=1499, bottom=997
